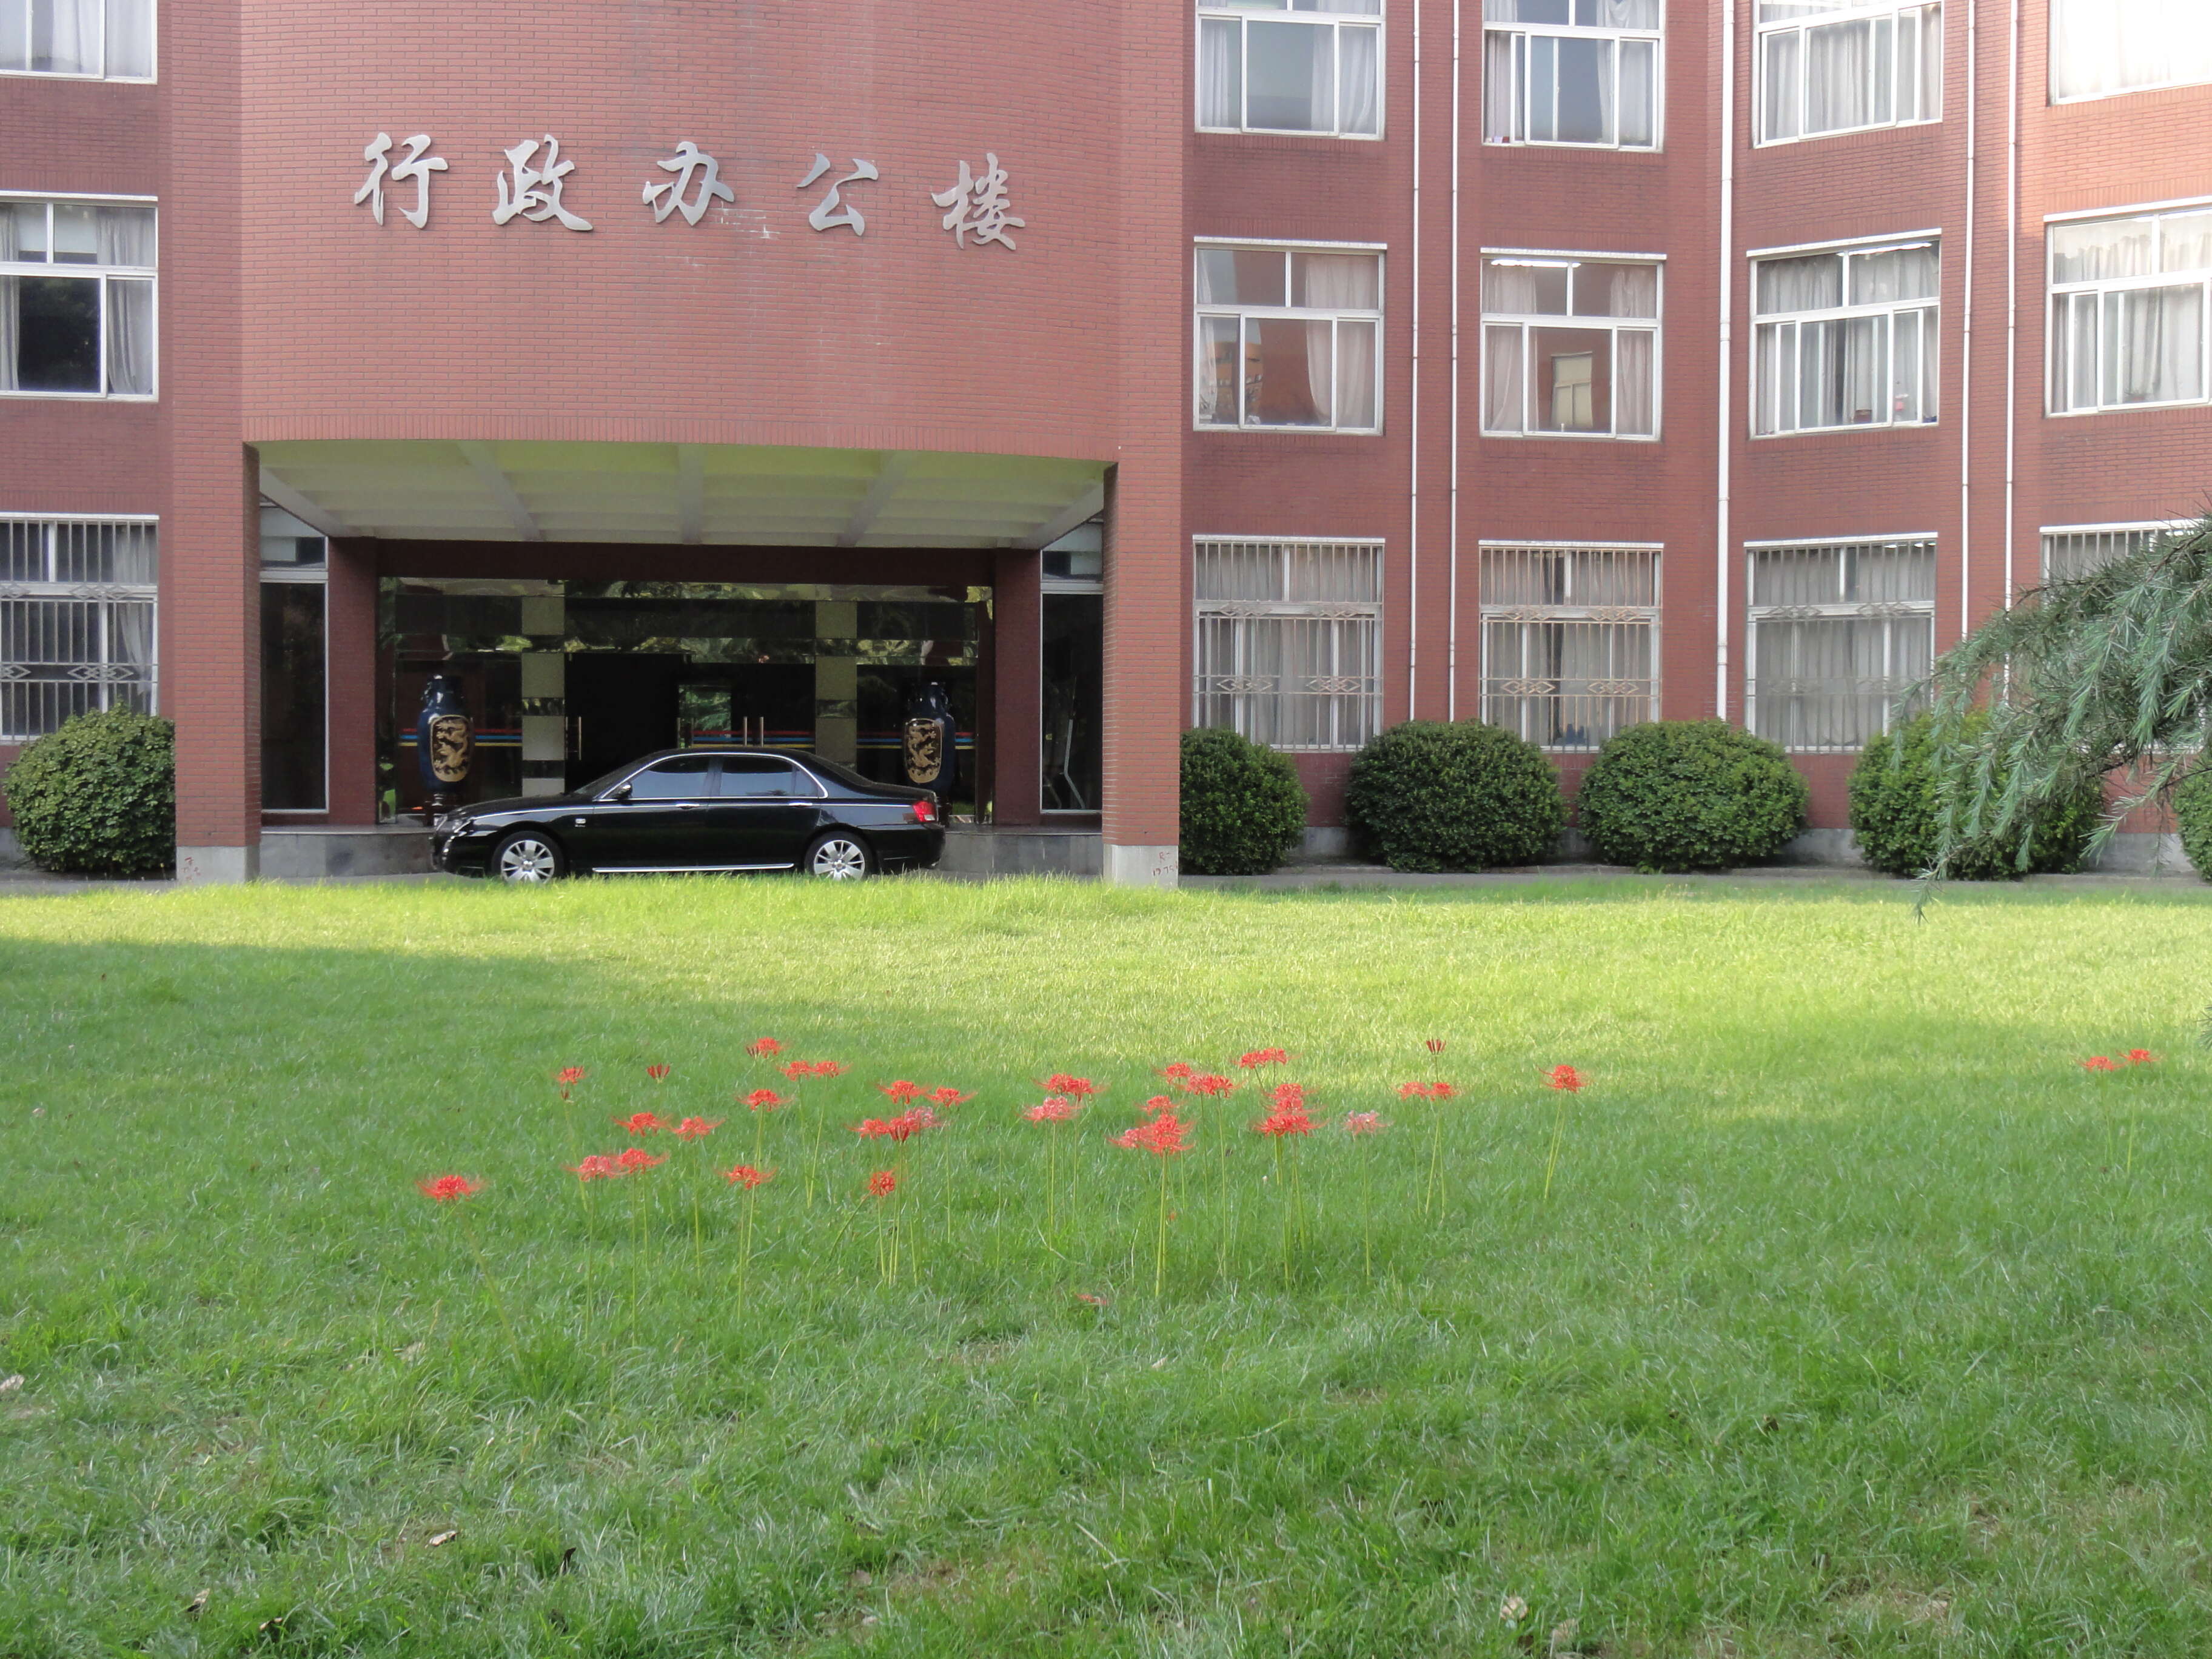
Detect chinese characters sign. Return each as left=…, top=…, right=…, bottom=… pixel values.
left=353, top=133, right=1025, bottom=251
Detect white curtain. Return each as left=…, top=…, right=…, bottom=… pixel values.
left=35, top=0, right=98, bottom=73
left=2113, top=286, right=2205, bottom=405
left=1618, top=38, right=1655, bottom=144
left=2053, top=0, right=2212, bottom=101
left=1334, top=319, right=1377, bottom=428
left=0, top=208, right=16, bottom=394
left=96, top=204, right=154, bottom=267
left=1597, top=0, right=1662, bottom=23
left=1615, top=329, right=1654, bottom=435
left=1849, top=244, right=1937, bottom=304
left=1604, top=263, right=1658, bottom=318
left=2049, top=218, right=2152, bottom=284
left=1484, top=31, right=1518, bottom=141
left=1484, top=324, right=1525, bottom=431
left=1196, top=316, right=1238, bottom=425
left=1198, top=18, right=1239, bottom=127
left=1484, top=261, right=1540, bottom=314
left=1298, top=252, right=1376, bottom=421
left=1, top=0, right=26, bottom=70
left=104, top=0, right=149, bottom=76
left=1338, top=24, right=1378, bottom=135
left=1310, top=20, right=1335, bottom=133
left=104, top=276, right=152, bottom=395
left=1763, top=29, right=1803, bottom=141
left=1804, top=18, right=1871, bottom=135
left=2162, top=213, right=2212, bottom=276
left=1755, top=252, right=1842, bottom=315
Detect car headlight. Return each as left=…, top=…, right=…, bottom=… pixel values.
left=436, top=813, right=472, bottom=835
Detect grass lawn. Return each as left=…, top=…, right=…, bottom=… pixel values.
left=4, top=876, right=2211, bottom=1657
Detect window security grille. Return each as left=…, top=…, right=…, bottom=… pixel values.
left=1746, top=537, right=1934, bottom=751
left=2040, top=523, right=2185, bottom=584
left=1478, top=545, right=1659, bottom=749
left=1194, top=538, right=1382, bottom=751
left=0, top=517, right=157, bottom=742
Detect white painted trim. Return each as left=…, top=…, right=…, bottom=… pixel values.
left=1481, top=246, right=1668, bottom=262
left=1192, top=235, right=1389, bottom=252
left=1193, top=7, right=1387, bottom=142
left=2044, top=193, right=2212, bottom=224
left=0, top=189, right=156, bottom=204
left=2036, top=518, right=2194, bottom=535
left=1745, top=227, right=1944, bottom=261
left=0, top=511, right=156, bottom=523
left=1476, top=538, right=1664, bottom=551
left=1742, top=532, right=1940, bottom=548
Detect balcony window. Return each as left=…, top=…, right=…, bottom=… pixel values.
left=1481, top=253, right=1659, bottom=438
left=1479, top=544, right=1659, bottom=749
left=1198, top=0, right=1382, bottom=139
left=1194, top=538, right=1382, bottom=750
left=1753, top=239, right=1938, bottom=434
left=0, top=197, right=156, bottom=398
left=0, top=0, right=153, bottom=79
left=2048, top=207, right=2212, bottom=415
left=1482, top=0, right=1661, bottom=150
left=1746, top=537, right=1934, bottom=751
left=1757, top=1, right=1941, bottom=144
left=1195, top=244, right=1382, bottom=432
left=2050, top=0, right=2212, bottom=103
left=0, top=516, right=157, bottom=742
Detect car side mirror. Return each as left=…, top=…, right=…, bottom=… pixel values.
left=607, top=782, right=632, bottom=803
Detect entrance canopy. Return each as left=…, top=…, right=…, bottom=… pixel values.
left=254, top=440, right=1105, bottom=551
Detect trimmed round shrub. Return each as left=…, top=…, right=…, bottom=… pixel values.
left=2, top=708, right=175, bottom=876
left=1179, top=726, right=1309, bottom=875
left=1575, top=720, right=1807, bottom=872
left=1849, top=712, right=2100, bottom=879
left=1344, top=720, right=1564, bottom=872
left=2177, top=765, right=2212, bottom=882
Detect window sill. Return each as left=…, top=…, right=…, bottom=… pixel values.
left=0, top=68, right=155, bottom=83
left=2046, top=400, right=2212, bottom=420
left=2053, top=80, right=2212, bottom=107
left=1196, top=126, right=1384, bottom=143
left=1751, top=117, right=1942, bottom=150
left=0, top=390, right=157, bottom=403
left=1751, top=420, right=1940, bottom=439
left=1483, top=138, right=1663, bottom=155
left=1480, top=430, right=1660, bottom=444
left=1194, top=423, right=1383, bottom=438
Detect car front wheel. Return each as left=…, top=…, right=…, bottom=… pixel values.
left=804, top=833, right=872, bottom=880
left=492, top=830, right=566, bottom=883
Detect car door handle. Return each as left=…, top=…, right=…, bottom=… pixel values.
left=675, top=802, right=702, bottom=810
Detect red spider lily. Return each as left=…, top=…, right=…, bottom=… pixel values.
left=1074, top=1291, right=1109, bottom=1307
left=1025, top=1096, right=1078, bottom=1122
left=866, top=1170, right=898, bottom=1198
left=417, top=1174, right=482, bottom=1202
left=879, top=1080, right=925, bottom=1104
left=780, top=1060, right=810, bottom=1081
left=614, top=1148, right=666, bottom=1172
left=671, top=1116, right=723, bottom=1141
left=1253, top=1099, right=1312, bottom=1138
left=1139, top=1094, right=1176, bottom=1117
left=1238, top=1048, right=1290, bottom=1068
left=2127, top=1049, right=2158, bottom=1065
left=927, top=1086, right=972, bottom=1107
left=1425, top=1037, right=1446, bottom=1054
left=615, top=1111, right=666, bottom=1136
left=1269, top=1081, right=1305, bottom=1108
left=1160, top=1062, right=1195, bottom=1083
left=1112, top=1112, right=1190, bottom=1156
left=645, top=1064, right=671, bottom=1083
left=1185, top=1073, right=1236, bottom=1097
left=2081, top=1055, right=2117, bottom=1072
left=1398, top=1080, right=1455, bottom=1100
left=1044, top=1073, right=1098, bottom=1097
left=747, top=1037, right=783, bottom=1057
left=851, top=1106, right=942, bottom=1144
left=743, top=1088, right=786, bottom=1112
left=1342, top=1111, right=1387, bottom=1136
left=566, top=1155, right=618, bottom=1181
left=1547, top=1065, right=1584, bottom=1093
left=725, top=1164, right=773, bottom=1189
left=806, top=1061, right=847, bottom=1078
left=556, top=1066, right=585, bottom=1087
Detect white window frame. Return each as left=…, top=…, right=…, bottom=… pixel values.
left=1196, top=1, right=1386, bottom=141
left=2048, top=0, right=2212, bottom=106
left=1193, top=239, right=1386, bottom=435
left=1753, top=0, right=1942, bottom=147
left=1744, top=534, right=1936, bottom=752
left=0, top=191, right=158, bottom=402
left=1750, top=233, right=1941, bottom=436
left=1481, top=1, right=1664, bottom=152
left=1477, top=541, right=1661, bottom=751
left=2037, top=519, right=2192, bottom=585
left=1479, top=249, right=1663, bottom=441
left=0, top=512, right=158, bottom=745
left=2045, top=202, right=2212, bottom=418
left=0, top=0, right=156, bottom=81
left=1192, top=537, right=1384, bottom=752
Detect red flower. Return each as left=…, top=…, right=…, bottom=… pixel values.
left=1269, top=1081, right=1305, bottom=1108
left=566, top=1155, right=617, bottom=1181
left=1547, top=1065, right=1584, bottom=1093
left=807, top=1061, right=848, bottom=1078
left=725, top=1164, right=773, bottom=1189
left=1026, top=1096, right=1078, bottom=1123
left=866, top=1170, right=898, bottom=1198
left=417, top=1174, right=481, bottom=1202
left=1185, top=1073, right=1236, bottom=1097
left=1113, top=1112, right=1190, bottom=1156
left=743, top=1088, right=786, bottom=1112
left=672, top=1116, right=723, bottom=1141
left=780, top=1060, right=810, bottom=1081
left=1160, top=1062, right=1195, bottom=1083
left=1044, top=1073, right=1098, bottom=1097
left=1425, top=1037, right=1446, bottom=1054
left=1342, top=1111, right=1386, bottom=1136
left=645, top=1064, right=671, bottom=1083
left=1253, top=1099, right=1312, bottom=1138
left=879, top=1080, right=924, bottom=1104
left=616, top=1111, right=666, bottom=1136
left=1074, top=1290, right=1109, bottom=1307
left=2126, top=1048, right=2158, bottom=1065
left=2081, top=1055, right=2118, bottom=1072
left=1238, top=1048, right=1289, bottom=1068
left=614, top=1147, right=665, bottom=1172
left=893, top=1105, right=943, bottom=1138
left=1139, top=1094, right=1176, bottom=1117
left=747, top=1037, right=783, bottom=1057
left=1398, top=1080, right=1455, bottom=1100
left=556, top=1067, right=586, bottom=1087
left=928, top=1086, right=973, bottom=1107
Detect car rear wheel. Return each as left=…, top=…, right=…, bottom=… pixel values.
left=805, top=833, right=872, bottom=881
left=492, top=830, right=566, bottom=883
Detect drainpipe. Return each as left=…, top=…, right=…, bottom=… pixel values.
left=1447, top=0, right=1463, bottom=720
left=2004, top=0, right=2020, bottom=609
left=1716, top=0, right=1735, bottom=720
left=1960, top=0, right=1977, bottom=638
left=1409, top=0, right=1423, bottom=720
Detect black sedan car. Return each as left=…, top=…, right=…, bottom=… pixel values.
left=432, top=749, right=944, bottom=882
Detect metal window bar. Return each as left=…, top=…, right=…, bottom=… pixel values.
left=1745, top=539, right=1934, bottom=751
left=2040, top=525, right=2171, bottom=583
left=1476, top=546, right=1660, bottom=749
left=0, top=517, right=159, bottom=742
left=1193, top=540, right=1383, bottom=750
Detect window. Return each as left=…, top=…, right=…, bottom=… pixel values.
left=1753, top=240, right=1937, bottom=434
left=0, top=0, right=153, bottom=79
left=1746, top=537, right=1934, bottom=751
left=0, top=198, right=156, bottom=398
left=261, top=506, right=326, bottom=811
left=1479, top=545, right=1659, bottom=749
left=719, top=757, right=806, bottom=797
left=1195, top=244, right=1382, bottom=432
left=1194, top=538, right=1382, bottom=749
left=2039, top=521, right=2185, bottom=583
left=1756, top=1, right=1940, bottom=144
left=2048, top=207, right=2212, bottom=415
left=2050, top=0, right=2212, bottom=104
left=1483, top=0, right=1661, bottom=150
left=629, top=755, right=714, bottom=799
left=1, top=515, right=156, bottom=743
left=1481, top=253, right=1659, bottom=437
left=1198, top=0, right=1381, bottom=138
left=1041, top=518, right=1103, bottom=813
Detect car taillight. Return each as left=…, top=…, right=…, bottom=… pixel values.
left=909, top=798, right=937, bottom=825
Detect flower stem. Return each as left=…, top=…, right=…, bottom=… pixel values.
left=1542, top=1094, right=1569, bottom=1203
left=1154, top=1153, right=1170, bottom=1296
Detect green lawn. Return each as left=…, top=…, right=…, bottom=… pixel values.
left=4, top=876, right=2211, bottom=1657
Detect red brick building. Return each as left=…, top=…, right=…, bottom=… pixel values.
left=4, top=0, right=2208, bottom=879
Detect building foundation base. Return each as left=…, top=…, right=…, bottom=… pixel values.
left=175, top=845, right=259, bottom=883
left=1102, top=842, right=1178, bottom=888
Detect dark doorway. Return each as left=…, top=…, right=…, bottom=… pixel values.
left=567, top=652, right=686, bottom=788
